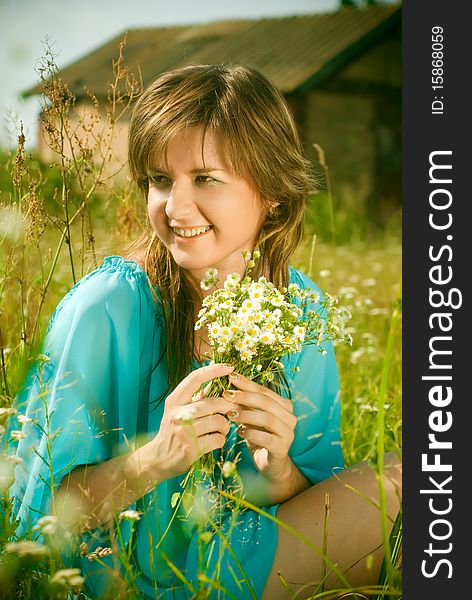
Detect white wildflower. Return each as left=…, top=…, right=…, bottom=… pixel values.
left=201, top=268, right=219, bottom=290
left=245, top=326, right=260, bottom=339
left=0, top=407, right=17, bottom=421
left=118, top=509, right=142, bottom=521
left=10, top=430, right=27, bottom=441
left=34, top=515, right=59, bottom=536
left=5, top=540, right=48, bottom=558
left=208, top=322, right=221, bottom=338
left=174, top=406, right=196, bottom=424
left=17, top=414, right=33, bottom=425
left=240, top=349, right=255, bottom=361
left=222, top=461, right=237, bottom=478
left=360, top=404, right=377, bottom=413
left=50, top=568, right=84, bottom=588
left=350, top=349, right=366, bottom=364
left=288, top=283, right=300, bottom=295
left=259, top=331, right=275, bottom=345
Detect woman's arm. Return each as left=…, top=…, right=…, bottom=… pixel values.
left=55, top=363, right=236, bottom=532
left=245, top=456, right=312, bottom=507
left=55, top=440, right=164, bottom=532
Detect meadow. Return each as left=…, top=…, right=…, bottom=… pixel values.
left=0, top=51, right=401, bottom=599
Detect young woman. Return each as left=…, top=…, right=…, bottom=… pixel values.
left=11, top=65, right=401, bottom=599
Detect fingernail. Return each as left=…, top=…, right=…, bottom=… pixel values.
left=237, top=424, right=246, bottom=435
left=227, top=410, right=239, bottom=419
left=223, top=390, right=236, bottom=400
left=228, top=373, right=239, bottom=380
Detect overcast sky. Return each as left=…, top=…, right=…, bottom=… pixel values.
left=0, top=0, right=392, bottom=148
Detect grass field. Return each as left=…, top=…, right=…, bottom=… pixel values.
left=0, top=74, right=402, bottom=596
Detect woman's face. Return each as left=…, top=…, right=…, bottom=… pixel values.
left=147, top=127, right=266, bottom=287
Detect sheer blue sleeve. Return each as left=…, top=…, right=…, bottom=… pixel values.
left=286, top=268, right=344, bottom=484
left=9, top=257, right=161, bottom=536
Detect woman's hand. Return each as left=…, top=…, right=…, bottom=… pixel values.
left=148, top=364, right=236, bottom=481
left=222, top=372, right=299, bottom=482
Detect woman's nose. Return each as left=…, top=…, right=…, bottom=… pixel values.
left=164, top=181, right=194, bottom=220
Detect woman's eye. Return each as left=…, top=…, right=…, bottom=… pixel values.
left=149, top=175, right=171, bottom=187
left=195, top=175, right=216, bottom=184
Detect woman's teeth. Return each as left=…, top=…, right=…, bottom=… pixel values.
left=173, top=226, right=211, bottom=237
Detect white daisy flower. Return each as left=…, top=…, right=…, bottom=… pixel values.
left=259, top=331, right=275, bottom=344
left=240, top=349, right=254, bottom=361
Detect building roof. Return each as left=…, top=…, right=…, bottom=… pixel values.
left=24, top=4, right=401, bottom=99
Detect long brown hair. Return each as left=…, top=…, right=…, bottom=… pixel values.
left=127, top=64, right=314, bottom=400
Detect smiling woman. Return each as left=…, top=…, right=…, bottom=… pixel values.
left=9, top=64, right=401, bottom=600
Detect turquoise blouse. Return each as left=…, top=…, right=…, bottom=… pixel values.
left=10, top=256, right=344, bottom=599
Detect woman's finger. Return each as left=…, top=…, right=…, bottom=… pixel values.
left=182, top=397, right=236, bottom=419
left=239, top=428, right=288, bottom=459
left=223, top=389, right=297, bottom=428
left=191, top=413, right=232, bottom=438
left=170, top=363, right=234, bottom=406
left=196, top=432, right=227, bottom=456
left=228, top=409, right=294, bottom=440
left=227, top=372, right=293, bottom=413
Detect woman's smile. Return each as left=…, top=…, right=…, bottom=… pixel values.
left=171, top=224, right=213, bottom=239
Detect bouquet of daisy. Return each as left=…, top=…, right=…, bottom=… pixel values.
left=176, top=250, right=352, bottom=521
left=176, top=250, right=351, bottom=526
left=195, top=249, right=352, bottom=395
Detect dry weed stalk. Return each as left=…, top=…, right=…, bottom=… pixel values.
left=0, top=36, right=142, bottom=406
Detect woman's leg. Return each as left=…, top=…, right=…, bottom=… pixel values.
left=262, top=452, right=402, bottom=599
